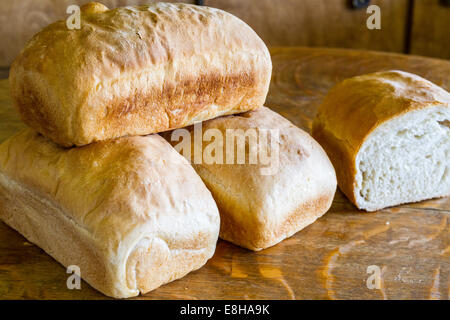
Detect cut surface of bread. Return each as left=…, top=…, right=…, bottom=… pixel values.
left=355, top=106, right=449, bottom=211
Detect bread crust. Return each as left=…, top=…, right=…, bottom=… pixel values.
left=0, top=130, right=220, bottom=298
left=162, top=107, right=337, bottom=251
left=312, top=70, right=450, bottom=209
left=9, top=2, right=272, bottom=147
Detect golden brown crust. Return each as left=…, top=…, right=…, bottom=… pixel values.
left=9, top=2, right=272, bottom=147
left=312, top=123, right=358, bottom=205
left=219, top=193, right=335, bottom=251
left=312, top=70, right=450, bottom=207
left=0, top=129, right=220, bottom=298
left=162, top=107, right=337, bottom=251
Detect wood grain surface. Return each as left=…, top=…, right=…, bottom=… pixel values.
left=410, top=0, right=450, bottom=60
left=205, top=0, right=409, bottom=53
left=0, top=47, right=449, bottom=300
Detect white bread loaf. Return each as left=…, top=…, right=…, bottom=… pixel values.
left=9, top=2, right=272, bottom=147
left=0, top=130, right=220, bottom=298
left=162, top=107, right=337, bottom=251
left=312, top=70, right=450, bottom=211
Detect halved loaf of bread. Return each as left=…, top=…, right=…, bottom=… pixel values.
left=0, top=130, right=220, bottom=298
left=312, top=70, right=450, bottom=211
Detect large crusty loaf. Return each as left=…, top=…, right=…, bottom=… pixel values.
left=0, top=129, right=220, bottom=298
left=162, top=107, right=337, bottom=251
left=312, top=70, right=450, bottom=211
left=9, top=2, right=272, bottom=147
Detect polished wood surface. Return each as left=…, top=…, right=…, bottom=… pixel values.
left=205, top=0, right=409, bottom=53
left=0, top=47, right=449, bottom=300
left=410, top=0, right=450, bottom=60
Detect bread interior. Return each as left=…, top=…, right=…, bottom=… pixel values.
left=354, top=105, right=449, bottom=211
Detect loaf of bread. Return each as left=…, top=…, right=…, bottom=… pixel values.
left=162, top=107, right=337, bottom=251
left=9, top=2, right=272, bottom=147
left=0, top=130, right=220, bottom=298
left=312, top=70, right=450, bottom=211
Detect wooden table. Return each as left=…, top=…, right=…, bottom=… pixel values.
left=0, top=47, right=448, bottom=300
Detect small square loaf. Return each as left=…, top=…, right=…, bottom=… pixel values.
left=163, top=107, right=337, bottom=251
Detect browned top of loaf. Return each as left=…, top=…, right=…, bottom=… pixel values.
left=13, top=2, right=267, bottom=87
